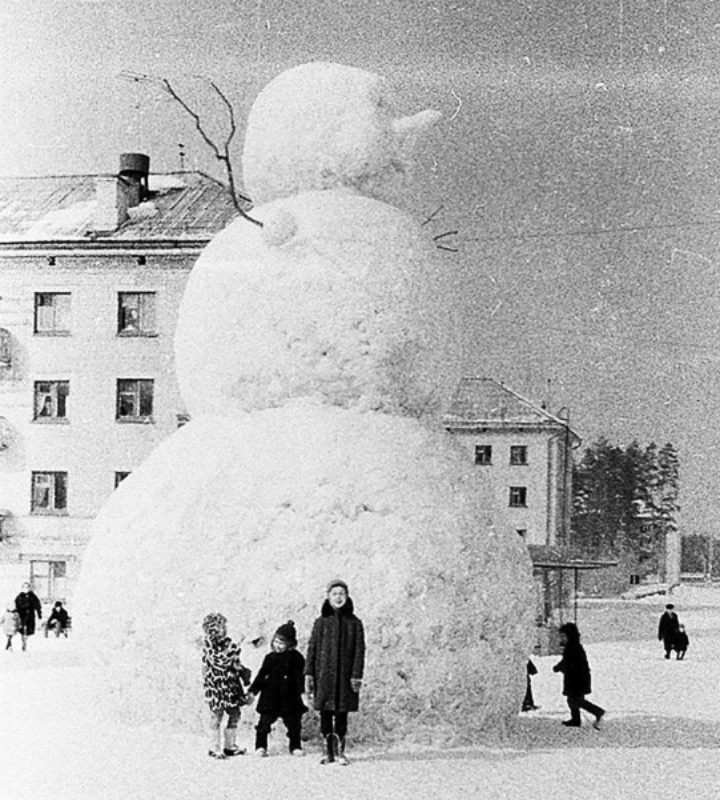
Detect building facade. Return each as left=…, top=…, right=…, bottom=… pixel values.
left=444, top=376, right=581, bottom=547
left=0, top=154, right=238, bottom=606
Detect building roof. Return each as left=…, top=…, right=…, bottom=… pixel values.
left=0, top=171, right=240, bottom=245
left=444, top=376, right=581, bottom=442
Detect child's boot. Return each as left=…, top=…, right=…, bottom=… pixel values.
left=208, top=727, right=225, bottom=759
left=336, top=737, right=349, bottom=766
left=320, top=734, right=335, bottom=764
left=223, top=726, right=246, bottom=757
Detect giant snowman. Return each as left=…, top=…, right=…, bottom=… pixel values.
left=75, top=62, right=535, bottom=745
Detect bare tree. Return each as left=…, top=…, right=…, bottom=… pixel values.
left=119, top=71, right=263, bottom=228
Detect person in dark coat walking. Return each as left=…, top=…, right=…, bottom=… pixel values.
left=248, top=620, right=307, bottom=757
left=658, top=603, right=681, bottom=659
left=305, top=579, right=365, bottom=765
left=553, top=622, right=605, bottom=729
left=14, top=582, right=42, bottom=651
left=673, top=624, right=689, bottom=660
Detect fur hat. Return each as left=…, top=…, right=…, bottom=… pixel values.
left=327, top=578, right=349, bottom=594
left=666, top=603, right=675, bottom=610
left=274, top=620, right=297, bottom=647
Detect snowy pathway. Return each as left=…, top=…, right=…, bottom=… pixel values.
left=1, top=592, right=719, bottom=800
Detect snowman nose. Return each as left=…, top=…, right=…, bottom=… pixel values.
left=392, top=109, right=442, bottom=137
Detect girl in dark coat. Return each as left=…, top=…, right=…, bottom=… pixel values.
left=15, top=582, right=42, bottom=651
left=553, top=622, right=605, bottom=729
left=305, top=579, right=365, bottom=765
left=249, top=620, right=307, bottom=756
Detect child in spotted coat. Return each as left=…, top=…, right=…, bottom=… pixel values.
left=202, top=612, right=253, bottom=759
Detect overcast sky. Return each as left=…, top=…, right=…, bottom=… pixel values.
left=2, top=0, right=720, bottom=537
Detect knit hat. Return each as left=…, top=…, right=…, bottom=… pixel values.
left=327, top=578, right=349, bottom=594
left=274, top=620, right=297, bottom=647
left=202, top=612, right=227, bottom=639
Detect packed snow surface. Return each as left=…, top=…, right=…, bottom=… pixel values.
left=241, top=62, right=440, bottom=207
left=3, top=587, right=720, bottom=800
left=74, top=403, right=535, bottom=743
left=175, top=191, right=461, bottom=419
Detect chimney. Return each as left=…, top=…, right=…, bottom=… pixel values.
left=91, top=153, right=150, bottom=232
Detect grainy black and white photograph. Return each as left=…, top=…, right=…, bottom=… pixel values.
left=1, top=2, right=719, bottom=798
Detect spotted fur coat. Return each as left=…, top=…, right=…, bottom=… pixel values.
left=202, top=619, right=252, bottom=712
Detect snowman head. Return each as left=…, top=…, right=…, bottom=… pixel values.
left=242, top=62, right=441, bottom=206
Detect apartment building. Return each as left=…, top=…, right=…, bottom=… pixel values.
left=444, top=376, right=581, bottom=547
left=0, top=154, right=238, bottom=605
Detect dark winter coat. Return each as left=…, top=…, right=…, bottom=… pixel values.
left=14, top=590, right=42, bottom=636
left=249, top=648, right=307, bottom=718
left=553, top=641, right=592, bottom=697
left=305, top=597, right=365, bottom=713
left=674, top=629, right=689, bottom=652
left=48, top=606, right=69, bottom=630
left=658, top=611, right=680, bottom=646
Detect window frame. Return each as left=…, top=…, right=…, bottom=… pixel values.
left=33, top=380, right=70, bottom=422
left=474, top=444, right=492, bottom=465
left=509, top=486, right=527, bottom=508
left=31, top=471, right=68, bottom=515
left=34, top=292, right=71, bottom=336
left=117, top=292, right=157, bottom=337
left=116, top=378, right=154, bottom=422
left=510, top=445, right=528, bottom=466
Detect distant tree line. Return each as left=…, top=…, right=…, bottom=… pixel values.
left=570, top=439, right=680, bottom=572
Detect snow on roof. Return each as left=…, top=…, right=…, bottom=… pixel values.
left=444, top=376, right=581, bottom=442
left=0, top=172, right=239, bottom=243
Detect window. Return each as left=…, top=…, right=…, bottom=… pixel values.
left=474, top=445, right=492, bottom=465
left=516, top=529, right=527, bottom=539
left=31, top=471, right=68, bottom=513
left=115, top=471, right=131, bottom=488
left=118, top=292, right=156, bottom=335
left=34, top=292, right=71, bottom=335
left=509, top=486, right=527, bottom=507
left=510, top=445, right=528, bottom=465
left=33, top=381, right=69, bottom=421
left=30, top=560, right=67, bottom=602
left=116, top=379, right=154, bottom=421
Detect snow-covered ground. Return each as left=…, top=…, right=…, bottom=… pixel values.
left=1, top=585, right=719, bottom=800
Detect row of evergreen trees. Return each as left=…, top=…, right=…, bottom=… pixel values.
left=570, top=439, right=680, bottom=568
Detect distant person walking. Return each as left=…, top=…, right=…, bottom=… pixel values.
left=673, top=624, right=689, bottom=660
left=1, top=606, right=20, bottom=651
left=658, top=603, right=681, bottom=659
left=14, top=582, right=42, bottom=652
left=553, top=622, right=605, bottom=729
left=305, top=579, right=365, bottom=765
left=522, top=659, right=539, bottom=712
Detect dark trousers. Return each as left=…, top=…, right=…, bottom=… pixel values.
left=255, top=712, right=302, bottom=752
left=320, top=710, right=348, bottom=741
left=567, top=695, right=604, bottom=724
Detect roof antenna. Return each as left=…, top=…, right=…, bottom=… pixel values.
left=542, top=378, right=552, bottom=411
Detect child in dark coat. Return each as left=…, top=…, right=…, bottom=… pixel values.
left=553, top=622, right=605, bottom=729
left=674, top=624, right=689, bottom=660
left=305, top=579, right=365, bottom=765
left=248, top=620, right=307, bottom=757
left=202, top=612, right=252, bottom=759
